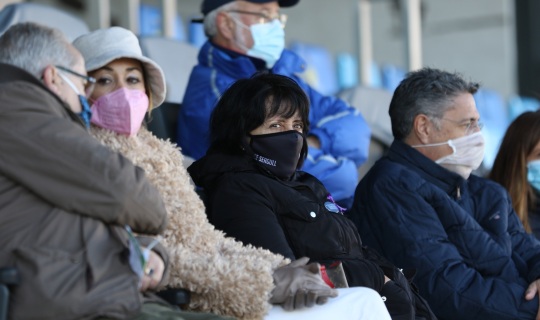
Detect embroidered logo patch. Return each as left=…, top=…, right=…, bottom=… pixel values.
left=324, top=201, right=340, bottom=213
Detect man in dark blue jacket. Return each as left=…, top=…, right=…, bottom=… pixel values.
left=349, top=67, right=540, bottom=320
left=179, top=0, right=371, bottom=207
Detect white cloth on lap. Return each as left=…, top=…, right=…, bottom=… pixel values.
left=265, top=287, right=391, bottom=320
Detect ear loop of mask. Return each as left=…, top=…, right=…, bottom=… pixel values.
left=228, top=14, right=251, bottom=53
left=58, top=72, right=92, bottom=128
left=412, top=140, right=458, bottom=164
left=412, top=140, right=457, bottom=153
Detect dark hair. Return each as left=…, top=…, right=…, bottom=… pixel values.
left=208, top=72, right=310, bottom=165
left=389, top=67, right=480, bottom=140
left=490, top=111, right=540, bottom=232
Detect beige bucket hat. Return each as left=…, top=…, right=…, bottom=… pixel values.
left=73, top=26, right=166, bottom=108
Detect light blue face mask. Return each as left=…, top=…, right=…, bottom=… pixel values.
left=527, top=160, right=540, bottom=192
left=234, top=18, right=285, bottom=68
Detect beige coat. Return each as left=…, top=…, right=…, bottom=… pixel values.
left=91, top=126, right=287, bottom=320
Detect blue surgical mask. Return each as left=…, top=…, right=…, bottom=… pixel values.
left=527, top=160, right=540, bottom=192
left=233, top=18, right=285, bottom=68
left=58, top=73, right=92, bottom=128
left=77, top=95, right=92, bottom=129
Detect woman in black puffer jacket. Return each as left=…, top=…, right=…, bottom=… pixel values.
left=188, top=72, right=436, bottom=320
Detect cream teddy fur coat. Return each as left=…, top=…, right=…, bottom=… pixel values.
left=91, top=126, right=287, bottom=320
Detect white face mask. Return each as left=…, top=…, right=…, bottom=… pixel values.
left=412, top=131, right=485, bottom=179
left=232, top=18, right=285, bottom=68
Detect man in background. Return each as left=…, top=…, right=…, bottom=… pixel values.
left=179, top=0, right=371, bottom=207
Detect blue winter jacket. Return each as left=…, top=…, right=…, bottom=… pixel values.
left=350, top=139, right=540, bottom=320
left=179, top=41, right=371, bottom=203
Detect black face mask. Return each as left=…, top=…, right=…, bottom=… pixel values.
left=249, top=130, right=305, bottom=180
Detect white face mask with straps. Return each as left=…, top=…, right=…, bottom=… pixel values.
left=412, top=131, right=485, bottom=179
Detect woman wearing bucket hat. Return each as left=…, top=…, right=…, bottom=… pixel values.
left=72, top=27, right=394, bottom=320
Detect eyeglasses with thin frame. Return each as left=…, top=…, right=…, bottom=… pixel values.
left=441, top=117, right=484, bottom=134
left=226, top=9, right=288, bottom=28
left=55, top=65, right=96, bottom=97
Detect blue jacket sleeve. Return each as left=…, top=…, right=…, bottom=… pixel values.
left=302, top=146, right=358, bottom=203
left=295, top=76, right=371, bottom=167
left=178, top=66, right=218, bottom=159
left=353, top=171, right=539, bottom=320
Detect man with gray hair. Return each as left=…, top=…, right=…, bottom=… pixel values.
left=349, top=67, right=540, bottom=319
left=179, top=0, right=371, bottom=208
left=0, top=22, right=231, bottom=320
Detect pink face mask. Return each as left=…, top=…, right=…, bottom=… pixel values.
left=90, top=88, right=149, bottom=136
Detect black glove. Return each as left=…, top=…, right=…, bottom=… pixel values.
left=270, top=257, right=338, bottom=310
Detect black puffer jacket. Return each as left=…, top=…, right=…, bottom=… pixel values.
left=192, top=151, right=392, bottom=285
left=189, top=152, right=438, bottom=320
left=189, top=152, right=385, bottom=289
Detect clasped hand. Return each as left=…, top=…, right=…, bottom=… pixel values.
left=270, top=257, right=338, bottom=310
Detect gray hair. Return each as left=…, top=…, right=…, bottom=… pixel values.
left=389, top=67, right=480, bottom=140
left=204, top=1, right=239, bottom=38
left=0, top=22, right=77, bottom=79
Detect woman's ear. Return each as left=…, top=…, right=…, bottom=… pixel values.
left=413, top=114, right=432, bottom=144
left=42, top=65, right=62, bottom=96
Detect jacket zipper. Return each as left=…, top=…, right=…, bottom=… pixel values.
left=456, top=186, right=461, bottom=200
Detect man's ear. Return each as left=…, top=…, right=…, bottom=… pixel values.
left=413, top=114, right=432, bottom=144
left=42, top=65, right=62, bottom=96
left=216, top=11, right=235, bottom=40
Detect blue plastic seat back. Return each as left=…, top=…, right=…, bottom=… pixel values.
left=289, top=41, right=338, bottom=96
left=508, top=95, right=540, bottom=121
left=336, top=52, right=358, bottom=91
left=188, top=19, right=206, bottom=48
left=381, top=64, right=406, bottom=92
left=139, top=4, right=185, bottom=41
left=473, top=88, right=509, bottom=170
left=0, top=3, right=89, bottom=41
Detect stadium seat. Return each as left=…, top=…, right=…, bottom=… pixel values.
left=289, top=41, right=339, bottom=96
left=473, top=88, right=509, bottom=172
left=188, top=19, right=206, bottom=48
left=508, top=95, right=540, bottom=121
left=381, top=64, right=406, bottom=92
left=336, top=52, right=358, bottom=91
left=139, top=4, right=185, bottom=41
left=138, top=36, right=199, bottom=145
left=338, top=85, right=393, bottom=178
left=0, top=2, right=89, bottom=41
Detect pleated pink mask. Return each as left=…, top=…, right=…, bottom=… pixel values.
left=90, top=88, right=149, bottom=136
